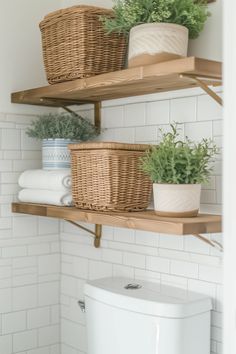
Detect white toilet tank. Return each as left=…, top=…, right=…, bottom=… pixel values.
left=84, top=277, right=212, bottom=354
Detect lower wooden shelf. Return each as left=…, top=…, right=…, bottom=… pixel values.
left=12, top=202, right=221, bottom=235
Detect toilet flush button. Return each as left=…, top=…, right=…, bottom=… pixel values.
left=124, top=283, right=142, bottom=290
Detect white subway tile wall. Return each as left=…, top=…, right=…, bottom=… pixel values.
left=61, top=89, right=223, bottom=354
left=0, top=113, right=60, bottom=354
left=0, top=88, right=222, bottom=354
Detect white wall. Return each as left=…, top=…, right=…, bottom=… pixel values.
left=188, top=0, right=222, bottom=61
left=0, top=1, right=61, bottom=354
left=59, top=1, right=223, bottom=354
left=223, top=0, right=236, bottom=353
left=0, top=0, right=60, bottom=114
left=61, top=0, right=112, bottom=8
left=0, top=1, right=223, bottom=354
left=61, top=89, right=223, bottom=354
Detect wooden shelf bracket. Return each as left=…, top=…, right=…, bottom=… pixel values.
left=39, top=97, right=101, bottom=131
left=179, top=74, right=223, bottom=106
left=65, top=220, right=102, bottom=248
left=193, top=233, right=223, bottom=252
left=94, top=102, right=101, bottom=133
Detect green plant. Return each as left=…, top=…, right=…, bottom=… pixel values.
left=26, top=112, right=99, bottom=141
left=101, top=0, right=210, bottom=39
left=141, top=124, right=217, bottom=184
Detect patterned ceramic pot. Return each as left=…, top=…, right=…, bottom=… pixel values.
left=42, top=139, right=77, bottom=170
left=153, top=183, right=201, bottom=217
left=128, top=23, right=189, bottom=68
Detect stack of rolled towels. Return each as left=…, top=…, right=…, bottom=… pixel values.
left=18, top=169, right=73, bottom=206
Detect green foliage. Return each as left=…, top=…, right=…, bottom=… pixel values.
left=26, top=112, right=99, bottom=141
left=141, top=124, right=217, bottom=184
left=101, top=0, right=210, bottom=39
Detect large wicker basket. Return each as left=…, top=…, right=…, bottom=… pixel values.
left=39, top=6, right=127, bottom=84
left=69, top=142, right=152, bottom=212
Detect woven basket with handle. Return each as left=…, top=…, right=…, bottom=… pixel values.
left=69, top=142, right=152, bottom=212
left=39, top=6, right=127, bottom=84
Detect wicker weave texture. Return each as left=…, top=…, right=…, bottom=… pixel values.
left=69, top=144, right=152, bottom=212
left=39, top=6, right=127, bottom=84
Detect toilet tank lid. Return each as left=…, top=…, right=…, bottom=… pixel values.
left=84, top=277, right=212, bottom=319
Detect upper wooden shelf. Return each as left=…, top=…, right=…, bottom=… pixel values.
left=12, top=202, right=221, bottom=235
left=12, top=57, right=222, bottom=107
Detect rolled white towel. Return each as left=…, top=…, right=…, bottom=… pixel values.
left=18, top=189, right=73, bottom=206
left=19, top=169, right=72, bottom=191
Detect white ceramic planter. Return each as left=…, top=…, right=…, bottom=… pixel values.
left=42, top=139, right=77, bottom=170
left=153, top=183, right=201, bottom=217
left=128, top=23, right=189, bottom=68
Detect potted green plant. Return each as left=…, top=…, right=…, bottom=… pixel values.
left=101, top=0, right=210, bottom=67
left=141, top=124, right=217, bottom=217
left=26, top=112, right=99, bottom=170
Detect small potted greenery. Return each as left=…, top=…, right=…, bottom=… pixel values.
left=102, top=0, right=210, bottom=68
left=26, top=112, right=98, bottom=170
left=141, top=124, right=217, bottom=217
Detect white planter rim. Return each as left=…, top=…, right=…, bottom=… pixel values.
left=153, top=183, right=201, bottom=188
left=43, top=138, right=75, bottom=141
left=130, top=22, right=188, bottom=34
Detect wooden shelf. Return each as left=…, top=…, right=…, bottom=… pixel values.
left=11, top=56, right=222, bottom=248
left=12, top=202, right=221, bottom=235
left=12, top=57, right=222, bottom=107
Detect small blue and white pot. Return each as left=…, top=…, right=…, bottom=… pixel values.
left=42, top=139, right=77, bottom=170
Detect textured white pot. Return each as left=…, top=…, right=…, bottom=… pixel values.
left=42, top=139, right=76, bottom=170
left=128, top=23, right=189, bottom=68
left=153, top=184, right=201, bottom=217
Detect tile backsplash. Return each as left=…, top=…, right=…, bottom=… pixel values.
left=0, top=87, right=222, bottom=354
left=60, top=87, right=223, bottom=354
left=0, top=0, right=223, bottom=352
left=0, top=113, right=60, bottom=354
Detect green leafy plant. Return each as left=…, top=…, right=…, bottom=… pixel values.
left=26, top=112, right=99, bottom=141
left=101, top=0, right=210, bottom=39
left=141, top=124, right=217, bottom=184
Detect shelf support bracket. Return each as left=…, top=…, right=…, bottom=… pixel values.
left=192, top=233, right=223, bottom=252
left=179, top=74, right=223, bottom=106
left=65, top=220, right=102, bottom=248
left=39, top=97, right=101, bottom=132
left=61, top=102, right=101, bottom=132
left=94, top=102, right=101, bottom=133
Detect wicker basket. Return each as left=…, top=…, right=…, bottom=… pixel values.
left=69, top=142, right=152, bottom=212
left=39, top=6, right=127, bottom=84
